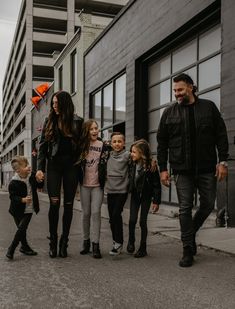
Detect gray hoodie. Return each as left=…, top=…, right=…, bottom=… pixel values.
left=105, top=149, right=130, bottom=193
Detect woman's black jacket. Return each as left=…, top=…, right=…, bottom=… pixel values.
left=129, top=164, right=161, bottom=205
left=37, top=114, right=84, bottom=172
left=8, top=172, right=44, bottom=217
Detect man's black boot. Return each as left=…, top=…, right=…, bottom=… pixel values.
left=49, top=235, right=58, bottom=258
left=179, top=246, right=194, bottom=267
left=92, top=242, right=102, bottom=259
left=80, top=239, right=90, bottom=255
left=59, top=236, right=68, bottom=258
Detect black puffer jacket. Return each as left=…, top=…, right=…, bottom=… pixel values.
left=157, top=98, right=229, bottom=173
left=37, top=115, right=83, bottom=172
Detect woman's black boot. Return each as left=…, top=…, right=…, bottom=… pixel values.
left=92, top=242, right=102, bottom=259
left=59, top=236, right=68, bottom=258
left=49, top=235, right=58, bottom=258
left=80, top=239, right=90, bottom=255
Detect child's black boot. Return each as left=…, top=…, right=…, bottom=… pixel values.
left=134, top=242, right=147, bottom=258
left=20, top=238, right=37, bottom=256
left=6, top=238, right=19, bottom=260
left=49, top=235, right=58, bottom=258
left=92, top=242, right=102, bottom=259
left=80, top=239, right=90, bottom=255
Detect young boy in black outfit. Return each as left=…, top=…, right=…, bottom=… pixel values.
left=6, top=156, right=43, bottom=260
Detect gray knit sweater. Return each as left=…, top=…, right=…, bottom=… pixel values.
left=105, top=149, right=130, bottom=193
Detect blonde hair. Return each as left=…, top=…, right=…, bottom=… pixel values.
left=11, top=156, right=29, bottom=172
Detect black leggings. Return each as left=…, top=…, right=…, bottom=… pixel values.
left=47, top=156, right=79, bottom=239
left=129, top=190, right=151, bottom=245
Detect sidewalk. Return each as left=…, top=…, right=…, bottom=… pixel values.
left=38, top=192, right=235, bottom=255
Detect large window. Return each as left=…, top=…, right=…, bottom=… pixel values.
left=148, top=25, right=221, bottom=204
left=71, top=50, right=77, bottom=94
left=91, top=73, right=126, bottom=139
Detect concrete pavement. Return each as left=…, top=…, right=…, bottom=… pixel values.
left=38, top=192, right=235, bottom=256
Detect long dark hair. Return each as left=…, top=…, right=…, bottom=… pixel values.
left=45, top=91, right=75, bottom=141
left=131, top=139, right=152, bottom=169
left=80, top=119, right=99, bottom=159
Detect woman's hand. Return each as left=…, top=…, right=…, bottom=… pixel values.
left=152, top=203, right=159, bottom=213
left=36, top=170, right=44, bottom=182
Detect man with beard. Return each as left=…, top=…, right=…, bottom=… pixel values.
left=157, top=73, right=229, bottom=267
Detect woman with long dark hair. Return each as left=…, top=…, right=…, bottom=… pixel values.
left=36, top=91, right=83, bottom=258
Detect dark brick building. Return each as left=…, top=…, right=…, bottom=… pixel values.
left=84, top=0, right=235, bottom=224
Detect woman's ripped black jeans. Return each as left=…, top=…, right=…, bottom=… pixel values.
left=47, top=155, right=79, bottom=239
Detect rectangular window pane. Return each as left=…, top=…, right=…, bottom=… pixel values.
left=172, top=39, right=197, bottom=73
left=115, top=74, right=126, bottom=122
left=198, top=55, right=221, bottom=91
left=148, top=132, right=157, bottom=153
left=148, top=55, right=171, bottom=86
left=102, top=127, right=113, bottom=140
left=103, top=82, right=113, bottom=127
left=199, top=88, right=220, bottom=110
left=59, top=65, right=63, bottom=90
left=199, top=26, right=221, bottom=59
left=149, top=79, right=171, bottom=110
left=92, top=91, right=102, bottom=128
left=71, top=50, right=77, bottom=93
left=149, top=110, right=161, bottom=131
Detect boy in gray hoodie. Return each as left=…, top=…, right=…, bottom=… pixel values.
left=105, top=132, right=130, bottom=256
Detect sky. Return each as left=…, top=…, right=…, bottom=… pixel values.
left=0, top=0, right=22, bottom=117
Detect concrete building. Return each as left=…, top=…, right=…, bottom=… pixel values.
left=84, top=0, right=235, bottom=225
left=1, top=0, right=128, bottom=187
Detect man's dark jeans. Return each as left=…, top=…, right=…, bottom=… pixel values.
left=175, top=173, right=216, bottom=248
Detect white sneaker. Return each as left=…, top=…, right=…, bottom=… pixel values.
left=109, top=242, right=123, bottom=256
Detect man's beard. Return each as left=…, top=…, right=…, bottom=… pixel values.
left=177, top=94, right=190, bottom=105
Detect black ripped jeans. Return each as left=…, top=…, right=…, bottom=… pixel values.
left=47, top=155, right=79, bottom=239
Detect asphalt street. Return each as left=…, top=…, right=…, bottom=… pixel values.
left=0, top=191, right=235, bottom=309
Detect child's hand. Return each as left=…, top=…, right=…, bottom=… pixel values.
left=150, top=159, right=157, bottom=172
left=152, top=203, right=159, bottom=213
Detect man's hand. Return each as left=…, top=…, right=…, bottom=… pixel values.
left=160, top=170, right=170, bottom=187
left=36, top=170, right=44, bottom=182
left=216, top=164, right=228, bottom=181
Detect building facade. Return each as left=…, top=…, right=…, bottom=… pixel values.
left=1, top=0, right=127, bottom=186
left=84, top=0, right=235, bottom=224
